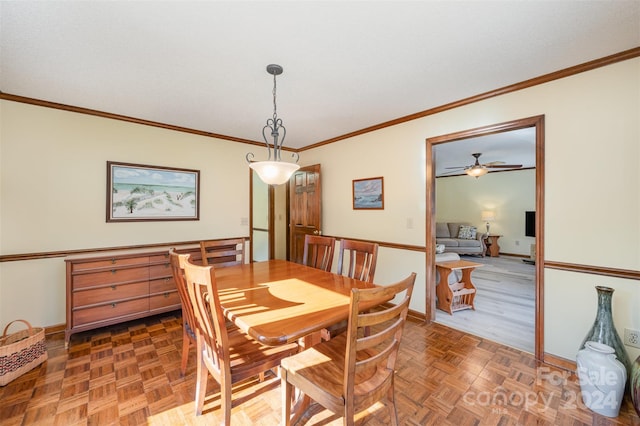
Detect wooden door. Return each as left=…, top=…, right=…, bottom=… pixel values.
left=289, top=164, right=322, bottom=264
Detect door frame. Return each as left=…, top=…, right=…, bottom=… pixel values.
left=249, top=170, right=276, bottom=262
left=425, top=115, right=545, bottom=360
left=249, top=169, right=292, bottom=262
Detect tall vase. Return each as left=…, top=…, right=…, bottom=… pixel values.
left=580, top=286, right=631, bottom=381
left=576, top=341, right=627, bottom=417
left=632, top=354, right=640, bottom=417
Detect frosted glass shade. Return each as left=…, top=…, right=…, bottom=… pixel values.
left=249, top=161, right=300, bottom=185
left=466, top=166, right=488, bottom=177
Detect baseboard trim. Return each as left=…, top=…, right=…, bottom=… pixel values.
left=45, top=323, right=66, bottom=337
left=543, top=352, right=576, bottom=372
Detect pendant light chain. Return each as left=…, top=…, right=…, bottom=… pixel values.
left=272, top=72, right=278, bottom=122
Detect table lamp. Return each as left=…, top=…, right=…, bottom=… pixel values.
left=481, top=211, right=495, bottom=234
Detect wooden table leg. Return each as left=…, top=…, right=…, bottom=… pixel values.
left=459, top=267, right=477, bottom=310
left=435, top=266, right=453, bottom=315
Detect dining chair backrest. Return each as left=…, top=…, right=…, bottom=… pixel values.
left=168, top=248, right=198, bottom=375
left=280, top=272, right=416, bottom=425
left=336, top=239, right=379, bottom=283
left=183, top=259, right=229, bottom=378
left=343, top=273, right=415, bottom=421
left=200, top=238, right=245, bottom=267
left=302, top=234, right=336, bottom=272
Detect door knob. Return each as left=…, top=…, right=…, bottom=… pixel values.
left=313, top=230, right=320, bottom=235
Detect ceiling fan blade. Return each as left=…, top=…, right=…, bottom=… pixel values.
left=439, top=169, right=466, bottom=176
left=485, top=164, right=522, bottom=168
left=444, top=166, right=466, bottom=170
left=482, top=161, right=505, bottom=166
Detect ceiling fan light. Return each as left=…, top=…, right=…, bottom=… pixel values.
left=465, top=166, right=488, bottom=178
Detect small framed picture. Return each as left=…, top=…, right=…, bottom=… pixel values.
left=352, top=177, right=384, bottom=210
left=107, top=161, right=200, bottom=222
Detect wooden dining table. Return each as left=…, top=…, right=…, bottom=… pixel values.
left=213, top=259, right=377, bottom=347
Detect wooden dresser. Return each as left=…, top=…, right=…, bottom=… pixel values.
left=65, top=246, right=200, bottom=347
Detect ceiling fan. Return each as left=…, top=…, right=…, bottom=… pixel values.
left=443, top=153, right=523, bottom=178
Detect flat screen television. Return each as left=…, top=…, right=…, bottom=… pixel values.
left=525, top=211, right=536, bottom=237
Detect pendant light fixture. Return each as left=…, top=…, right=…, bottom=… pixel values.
left=246, top=64, right=299, bottom=185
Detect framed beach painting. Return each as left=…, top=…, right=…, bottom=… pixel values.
left=352, top=177, right=384, bottom=210
left=107, top=161, right=200, bottom=222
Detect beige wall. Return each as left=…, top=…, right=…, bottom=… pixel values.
left=1, top=102, right=251, bottom=326
left=1, top=57, right=638, bottom=363
left=436, top=169, right=536, bottom=256
left=302, top=58, right=640, bottom=361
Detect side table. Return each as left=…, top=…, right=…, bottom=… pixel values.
left=485, top=234, right=501, bottom=257
left=435, top=260, right=484, bottom=315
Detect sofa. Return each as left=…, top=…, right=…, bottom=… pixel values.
left=436, top=222, right=486, bottom=256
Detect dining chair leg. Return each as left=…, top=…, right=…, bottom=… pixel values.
left=281, top=370, right=291, bottom=426
left=387, top=385, right=398, bottom=426
left=221, top=375, right=233, bottom=426
left=180, top=329, right=190, bottom=376
left=195, top=348, right=208, bottom=415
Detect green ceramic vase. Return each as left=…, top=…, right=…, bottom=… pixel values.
left=579, top=286, right=631, bottom=382
left=632, top=354, right=640, bottom=417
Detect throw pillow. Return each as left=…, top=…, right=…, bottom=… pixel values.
left=458, top=225, right=477, bottom=239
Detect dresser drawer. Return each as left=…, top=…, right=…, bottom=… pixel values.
left=72, top=266, right=149, bottom=289
left=150, top=276, right=175, bottom=293
left=149, top=254, right=170, bottom=264
left=149, top=262, right=172, bottom=280
left=71, top=256, right=150, bottom=272
left=73, top=281, right=149, bottom=307
left=150, top=290, right=181, bottom=311
left=73, top=297, right=149, bottom=326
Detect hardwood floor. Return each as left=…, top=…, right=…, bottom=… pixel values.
left=1, top=312, right=638, bottom=425
left=435, top=255, right=535, bottom=353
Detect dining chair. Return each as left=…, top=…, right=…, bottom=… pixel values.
left=280, top=272, right=416, bottom=426
left=336, top=239, right=379, bottom=283
left=168, top=248, right=198, bottom=376
left=182, top=258, right=299, bottom=422
left=302, top=234, right=336, bottom=272
left=200, top=238, right=245, bottom=267
left=321, top=239, right=380, bottom=341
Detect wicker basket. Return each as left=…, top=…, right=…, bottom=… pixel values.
left=0, top=319, right=48, bottom=386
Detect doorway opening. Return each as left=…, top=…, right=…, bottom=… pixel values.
left=425, top=116, right=545, bottom=360
left=250, top=170, right=290, bottom=263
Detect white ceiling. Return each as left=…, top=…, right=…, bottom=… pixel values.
left=434, top=127, right=537, bottom=177
left=1, top=1, right=639, bottom=170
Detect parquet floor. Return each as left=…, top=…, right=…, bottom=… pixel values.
left=1, top=312, right=638, bottom=425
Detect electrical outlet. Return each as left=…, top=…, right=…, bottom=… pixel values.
left=624, top=328, right=640, bottom=349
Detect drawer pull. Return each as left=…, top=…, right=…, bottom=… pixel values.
left=111, top=285, right=117, bottom=290
left=111, top=303, right=117, bottom=308
left=164, top=292, right=170, bottom=298
left=165, top=277, right=170, bottom=282
left=111, top=269, right=117, bottom=274
left=111, top=258, right=117, bottom=264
